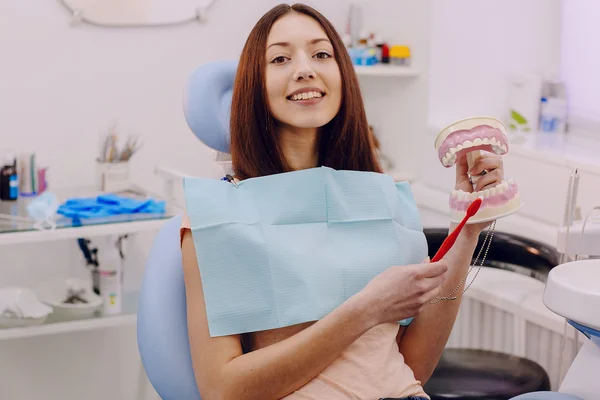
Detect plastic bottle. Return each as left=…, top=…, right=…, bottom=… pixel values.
left=97, top=236, right=123, bottom=315
left=540, top=97, right=568, bottom=134
left=0, top=154, right=18, bottom=201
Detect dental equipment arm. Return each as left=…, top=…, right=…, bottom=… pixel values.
left=181, top=230, right=374, bottom=400
left=397, top=223, right=480, bottom=384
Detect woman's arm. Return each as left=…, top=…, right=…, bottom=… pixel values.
left=396, top=224, right=479, bottom=384
left=398, top=152, right=505, bottom=383
left=181, top=230, right=374, bottom=400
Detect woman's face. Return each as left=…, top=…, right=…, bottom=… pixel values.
left=265, top=12, right=342, bottom=131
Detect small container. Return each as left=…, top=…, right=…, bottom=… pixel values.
left=358, top=29, right=369, bottom=46
left=96, top=160, right=130, bottom=193
left=97, top=236, right=123, bottom=316
left=381, top=43, right=390, bottom=64
left=99, top=269, right=122, bottom=315
left=0, top=154, right=18, bottom=201
left=389, top=45, right=411, bottom=66
left=19, top=152, right=37, bottom=197
left=375, top=36, right=386, bottom=63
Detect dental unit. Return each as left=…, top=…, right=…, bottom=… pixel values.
left=512, top=170, right=600, bottom=400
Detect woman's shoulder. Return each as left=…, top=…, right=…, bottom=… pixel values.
left=180, top=212, right=191, bottom=248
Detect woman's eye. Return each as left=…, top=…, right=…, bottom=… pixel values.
left=271, top=56, right=287, bottom=64
left=314, top=51, right=331, bottom=59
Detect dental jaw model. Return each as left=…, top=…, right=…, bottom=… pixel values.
left=435, top=117, right=523, bottom=224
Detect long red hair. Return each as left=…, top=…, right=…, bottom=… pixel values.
left=230, top=3, right=382, bottom=180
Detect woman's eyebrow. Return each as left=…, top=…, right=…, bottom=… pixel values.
left=266, top=38, right=331, bottom=50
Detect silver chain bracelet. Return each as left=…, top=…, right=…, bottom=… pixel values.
left=429, top=219, right=497, bottom=304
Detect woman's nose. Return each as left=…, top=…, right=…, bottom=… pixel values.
left=293, top=59, right=316, bottom=81
left=294, top=69, right=314, bottom=81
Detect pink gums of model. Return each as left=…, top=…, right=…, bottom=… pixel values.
left=437, top=124, right=521, bottom=219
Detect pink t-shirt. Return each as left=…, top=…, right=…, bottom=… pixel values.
left=181, top=214, right=429, bottom=399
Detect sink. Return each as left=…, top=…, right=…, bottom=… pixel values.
left=423, top=228, right=560, bottom=282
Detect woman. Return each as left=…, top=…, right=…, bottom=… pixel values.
left=180, top=3, right=504, bottom=399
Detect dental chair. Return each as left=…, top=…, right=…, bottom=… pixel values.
left=136, top=60, right=236, bottom=400
left=136, top=60, right=555, bottom=400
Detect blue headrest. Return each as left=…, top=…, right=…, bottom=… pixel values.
left=183, top=59, right=238, bottom=154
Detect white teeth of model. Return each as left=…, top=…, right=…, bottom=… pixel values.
left=457, top=144, right=463, bottom=151
left=442, top=156, right=448, bottom=165
left=483, top=189, right=490, bottom=197
left=463, top=140, right=473, bottom=148
left=490, top=138, right=497, bottom=146
left=470, top=192, right=478, bottom=200
left=489, top=187, right=496, bottom=196
left=483, top=138, right=490, bottom=145
left=501, top=182, right=509, bottom=192
left=473, top=138, right=482, bottom=146
left=449, top=147, right=457, bottom=155
left=451, top=190, right=458, bottom=198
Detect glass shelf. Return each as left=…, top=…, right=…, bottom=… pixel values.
left=0, top=291, right=139, bottom=340
left=0, top=185, right=178, bottom=245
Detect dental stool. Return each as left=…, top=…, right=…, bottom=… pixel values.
left=423, top=348, right=551, bottom=400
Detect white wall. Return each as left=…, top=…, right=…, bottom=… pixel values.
left=427, top=0, right=563, bottom=128
left=560, top=0, right=600, bottom=126
left=0, top=1, right=433, bottom=399
left=417, top=0, right=564, bottom=220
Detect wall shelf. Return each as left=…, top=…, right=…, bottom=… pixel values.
left=0, top=218, right=170, bottom=246
left=0, top=184, right=177, bottom=246
left=0, top=292, right=138, bottom=341
left=354, top=65, right=418, bottom=77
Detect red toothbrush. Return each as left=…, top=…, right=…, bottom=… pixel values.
left=431, top=197, right=483, bottom=262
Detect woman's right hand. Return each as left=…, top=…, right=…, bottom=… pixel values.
left=357, top=259, right=449, bottom=326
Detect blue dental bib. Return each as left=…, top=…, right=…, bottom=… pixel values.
left=183, top=167, right=428, bottom=337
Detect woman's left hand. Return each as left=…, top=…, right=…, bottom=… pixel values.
left=454, top=152, right=504, bottom=232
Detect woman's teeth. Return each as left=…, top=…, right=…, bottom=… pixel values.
left=289, top=91, right=323, bottom=101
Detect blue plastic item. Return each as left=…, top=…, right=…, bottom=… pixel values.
left=510, top=392, right=583, bottom=400
left=57, top=194, right=165, bottom=219
left=568, top=319, right=600, bottom=342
